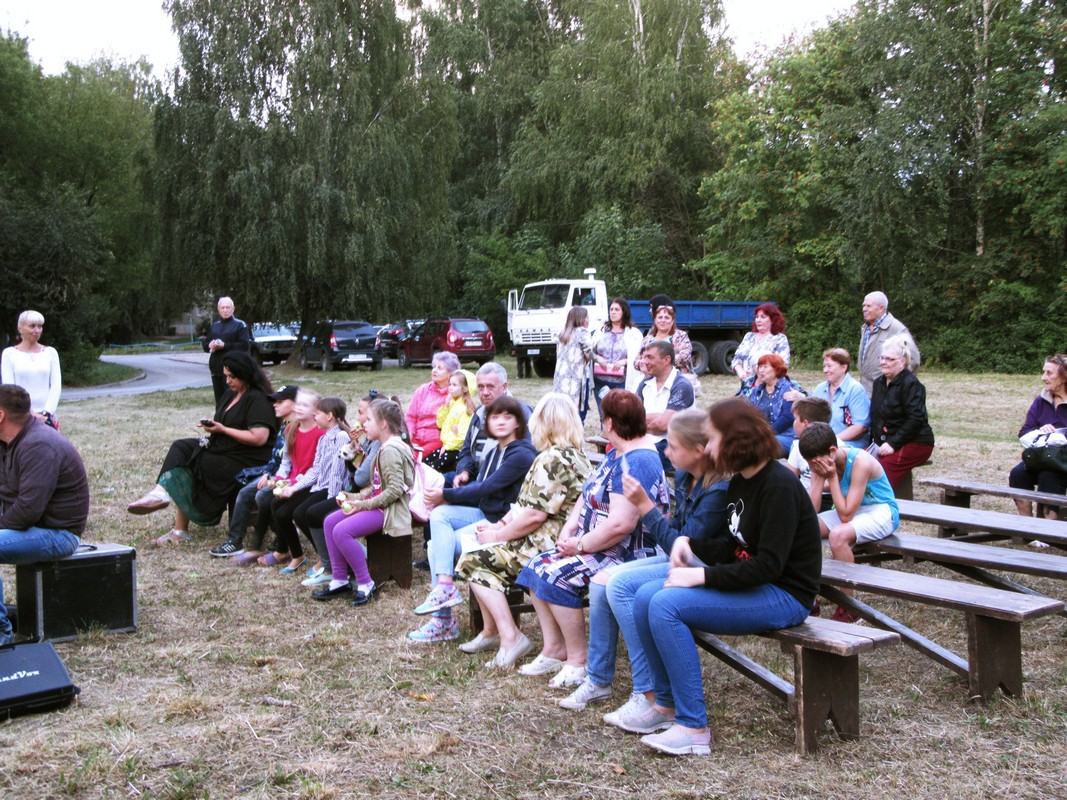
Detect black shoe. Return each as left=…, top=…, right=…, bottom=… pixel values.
left=350, top=584, right=380, bottom=607
left=412, top=559, right=430, bottom=571
left=312, top=582, right=352, bottom=601
left=210, top=541, right=244, bottom=558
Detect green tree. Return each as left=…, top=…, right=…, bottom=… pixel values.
left=0, top=32, right=161, bottom=374
left=157, top=0, right=458, bottom=328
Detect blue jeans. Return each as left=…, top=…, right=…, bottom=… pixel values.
left=590, top=558, right=670, bottom=689
left=427, top=504, right=487, bottom=579
left=633, top=581, right=808, bottom=728
left=0, top=527, right=81, bottom=640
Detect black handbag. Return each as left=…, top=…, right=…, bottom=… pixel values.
left=1022, top=436, right=1067, bottom=475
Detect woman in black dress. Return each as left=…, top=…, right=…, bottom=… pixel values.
left=128, top=351, right=278, bottom=545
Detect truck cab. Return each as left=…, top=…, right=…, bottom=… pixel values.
left=507, top=274, right=608, bottom=378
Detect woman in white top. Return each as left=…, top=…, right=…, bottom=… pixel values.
left=1, top=310, right=61, bottom=428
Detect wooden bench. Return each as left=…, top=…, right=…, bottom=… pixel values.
left=467, top=590, right=898, bottom=754
left=820, top=560, right=1063, bottom=700
left=367, top=532, right=413, bottom=589
left=921, top=478, right=1066, bottom=534
left=694, top=618, right=898, bottom=754
left=862, top=532, right=1067, bottom=618
left=896, top=499, right=1067, bottom=547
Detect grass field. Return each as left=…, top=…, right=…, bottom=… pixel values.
left=3, top=359, right=1066, bottom=799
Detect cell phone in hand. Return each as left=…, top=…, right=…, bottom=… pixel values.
left=200, top=419, right=214, bottom=427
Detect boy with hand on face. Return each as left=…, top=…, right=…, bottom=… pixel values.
left=799, top=422, right=899, bottom=624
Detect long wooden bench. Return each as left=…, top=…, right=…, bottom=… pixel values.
left=694, top=618, right=898, bottom=754
left=896, top=498, right=1067, bottom=547
left=820, top=560, right=1064, bottom=700
left=922, top=477, right=1067, bottom=511
left=921, top=477, right=1066, bottom=535
left=862, top=532, right=1067, bottom=618
left=467, top=588, right=897, bottom=754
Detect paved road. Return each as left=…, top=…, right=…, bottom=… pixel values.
left=64, top=352, right=212, bottom=401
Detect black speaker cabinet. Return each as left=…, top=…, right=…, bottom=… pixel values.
left=15, top=543, right=137, bottom=643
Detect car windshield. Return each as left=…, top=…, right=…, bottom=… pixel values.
left=518, top=284, right=570, bottom=310
left=452, top=320, right=488, bottom=333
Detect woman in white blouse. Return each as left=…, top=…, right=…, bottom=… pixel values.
left=1, top=310, right=61, bottom=428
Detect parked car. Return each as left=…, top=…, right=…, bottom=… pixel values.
left=250, top=322, right=300, bottom=365
left=378, top=319, right=424, bottom=359
left=399, top=317, right=495, bottom=368
left=299, top=320, right=382, bottom=371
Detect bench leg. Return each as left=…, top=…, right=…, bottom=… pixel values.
left=468, top=588, right=528, bottom=634
left=966, top=614, right=1023, bottom=699
left=938, top=489, right=971, bottom=537
left=367, top=534, right=413, bottom=590
left=791, top=647, right=859, bottom=755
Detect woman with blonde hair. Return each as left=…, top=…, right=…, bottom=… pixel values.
left=869, top=334, right=934, bottom=491
left=2, top=310, right=61, bottom=428
left=455, top=393, right=592, bottom=666
left=553, top=306, right=593, bottom=422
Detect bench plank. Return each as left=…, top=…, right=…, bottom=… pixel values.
left=896, top=499, right=1067, bottom=547
left=921, top=477, right=1067, bottom=510
left=871, top=532, right=1067, bottom=580
left=821, top=560, right=1063, bottom=620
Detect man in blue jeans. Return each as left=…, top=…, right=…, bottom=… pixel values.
left=0, top=385, right=90, bottom=644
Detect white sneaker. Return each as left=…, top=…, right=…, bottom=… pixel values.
left=301, top=572, right=332, bottom=587
left=603, top=692, right=653, bottom=729
left=558, top=678, right=612, bottom=711
left=494, top=634, right=534, bottom=669
left=610, top=700, right=675, bottom=734
left=518, top=654, right=564, bottom=676
left=547, top=663, right=587, bottom=689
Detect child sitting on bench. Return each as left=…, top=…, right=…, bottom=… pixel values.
left=799, top=422, right=899, bottom=624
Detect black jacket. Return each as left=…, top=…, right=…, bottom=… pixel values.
left=870, top=368, right=935, bottom=450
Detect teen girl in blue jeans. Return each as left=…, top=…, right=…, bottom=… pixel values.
left=625, top=398, right=822, bottom=756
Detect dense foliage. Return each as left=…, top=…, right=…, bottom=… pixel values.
left=2, top=0, right=1064, bottom=371
left=0, top=34, right=159, bottom=379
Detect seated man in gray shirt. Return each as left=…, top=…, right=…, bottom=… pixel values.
left=0, top=384, right=90, bottom=644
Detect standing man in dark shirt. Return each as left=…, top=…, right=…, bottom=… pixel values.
left=0, top=385, right=90, bottom=644
left=203, top=296, right=251, bottom=403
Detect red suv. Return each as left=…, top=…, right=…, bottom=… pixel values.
left=399, top=317, right=495, bottom=367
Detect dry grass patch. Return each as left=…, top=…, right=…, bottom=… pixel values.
left=1, top=360, right=1065, bottom=797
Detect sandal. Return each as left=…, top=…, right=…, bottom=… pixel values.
left=154, top=530, right=191, bottom=546
left=257, top=552, right=291, bottom=567
left=233, top=551, right=263, bottom=566
left=279, top=557, right=308, bottom=575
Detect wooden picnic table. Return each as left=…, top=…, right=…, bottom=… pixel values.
left=895, top=498, right=1067, bottom=546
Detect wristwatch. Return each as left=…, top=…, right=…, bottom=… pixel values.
left=576, top=539, right=585, bottom=553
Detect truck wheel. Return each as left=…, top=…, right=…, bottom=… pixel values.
left=709, top=340, right=738, bottom=375
left=398, top=350, right=411, bottom=368
left=691, top=342, right=709, bottom=376
left=532, top=357, right=555, bottom=378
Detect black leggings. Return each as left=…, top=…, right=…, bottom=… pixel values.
left=271, top=488, right=314, bottom=559
left=299, top=495, right=340, bottom=533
